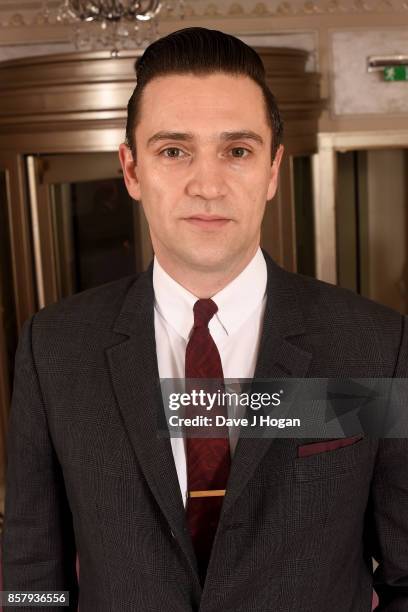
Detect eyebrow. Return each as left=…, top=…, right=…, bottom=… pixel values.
left=146, top=130, right=264, bottom=147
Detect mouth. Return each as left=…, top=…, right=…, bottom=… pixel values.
left=183, top=215, right=231, bottom=229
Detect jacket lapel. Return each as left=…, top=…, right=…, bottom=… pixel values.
left=105, top=264, right=201, bottom=590
left=221, top=251, right=313, bottom=516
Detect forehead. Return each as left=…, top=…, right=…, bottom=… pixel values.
left=137, top=72, right=270, bottom=138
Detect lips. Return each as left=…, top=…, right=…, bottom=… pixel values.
left=187, top=215, right=228, bottom=221
left=184, top=216, right=230, bottom=229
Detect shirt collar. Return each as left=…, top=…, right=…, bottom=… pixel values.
left=153, top=247, right=267, bottom=341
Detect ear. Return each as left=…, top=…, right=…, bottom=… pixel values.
left=266, top=144, right=284, bottom=201
left=118, top=143, right=142, bottom=201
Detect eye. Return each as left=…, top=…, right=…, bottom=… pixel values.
left=230, top=147, right=251, bottom=158
left=160, top=147, right=186, bottom=159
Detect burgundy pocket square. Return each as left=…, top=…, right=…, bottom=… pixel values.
left=297, top=434, right=364, bottom=458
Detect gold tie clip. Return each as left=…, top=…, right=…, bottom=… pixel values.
left=188, top=489, right=226, bottom=498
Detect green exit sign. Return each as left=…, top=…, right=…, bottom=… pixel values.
left=384, top=66, right=408, bottom=81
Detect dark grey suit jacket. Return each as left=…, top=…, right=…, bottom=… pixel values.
left=3, top=251, right=408, bottom=611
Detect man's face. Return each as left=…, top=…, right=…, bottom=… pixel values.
left=119, top=72, right=283, bottom=275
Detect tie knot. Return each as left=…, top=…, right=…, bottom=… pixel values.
left=193, top=299, right=218, bottom=329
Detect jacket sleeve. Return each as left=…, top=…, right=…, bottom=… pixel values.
left=1, top=315, right=79, bottom=611
left=369, top=314, right=408, bottom=611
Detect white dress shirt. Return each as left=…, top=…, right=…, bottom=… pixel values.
left=153, top=247, right=267, bottom=507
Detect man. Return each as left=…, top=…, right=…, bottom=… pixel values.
left=2, top=27, right=408, bottom=612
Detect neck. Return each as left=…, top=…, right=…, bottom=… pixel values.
left=154, top=245, right=259, bottom=298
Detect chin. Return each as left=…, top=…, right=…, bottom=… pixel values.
left=182, top=249, right=229, bottom=271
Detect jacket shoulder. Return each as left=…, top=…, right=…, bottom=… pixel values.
left=263, top=250, right=401, bottom=326
left=289, top=269, right=402, bottom=327
left=280, top=267, right=405, bottom=373
left=32, top=273, right=141, bottom=331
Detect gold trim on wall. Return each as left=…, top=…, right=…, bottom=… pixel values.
left=0, top=48, right=323, bottom=140
left=26, top=156, right=46, bottom=309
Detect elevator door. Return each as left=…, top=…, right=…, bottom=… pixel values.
left=336, top=148, right=408, bottom=314
left=26, top=152, right=153, bottom=308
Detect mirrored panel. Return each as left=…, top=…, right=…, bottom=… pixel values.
left=50, top=178, right=140, bottom=297
left=293, top=155, right=315, bottom=278
left=27, top=153, right=152, bottom=306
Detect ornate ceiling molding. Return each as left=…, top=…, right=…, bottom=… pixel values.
left=0, top=0, right=407, bottom=29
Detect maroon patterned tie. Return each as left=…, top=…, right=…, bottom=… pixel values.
left=185, top=298, right=231, bottom=584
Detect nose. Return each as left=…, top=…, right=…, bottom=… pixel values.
left=185, top=153, right=228, bottom=201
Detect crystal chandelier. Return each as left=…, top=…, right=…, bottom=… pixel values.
left=46, top=1, right=185, bottom=54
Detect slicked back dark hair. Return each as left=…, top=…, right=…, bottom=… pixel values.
left=125, top=27, right=283, bottom=162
